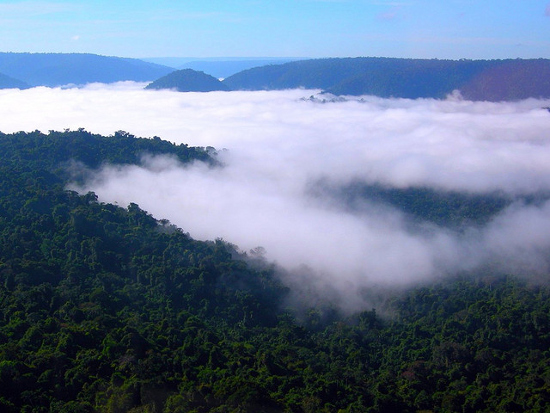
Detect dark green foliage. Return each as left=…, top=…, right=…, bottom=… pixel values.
left=378, top=276, right=550, bottom=412
left=314, top=181, right=516, bottom=228
left=1, top=130, right=550, bottom=412
left=0, top=52, right=173, bottom=87
left=357, top=185, right=512, bottom=227
left=222, top=57, right=550, bottom=100
left=310, top=180, right=550, bottom=230
left=0, top=129, right=212, bottom=174
left=145, top=69, right=231, bottom=92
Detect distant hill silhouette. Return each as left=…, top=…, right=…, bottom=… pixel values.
left=145, top=69, right=230, bottom=92
left=222, top=57, right=550, bottom=101
left=0, top=72, right=29, bottom=89
left=0, top=53, right=173, bottom=87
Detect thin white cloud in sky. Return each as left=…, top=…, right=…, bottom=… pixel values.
left=1, top=84, right=550, bottom=310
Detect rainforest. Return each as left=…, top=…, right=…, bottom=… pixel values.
left=1, top=129, right=550, bottom=412
left=4, top=0, right=550, bottom=411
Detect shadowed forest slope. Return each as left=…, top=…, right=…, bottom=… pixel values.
left=222, top=57, right=550, bottom=101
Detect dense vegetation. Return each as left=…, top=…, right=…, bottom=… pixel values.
left=222, top=57, right=550, bottom=101
left=145, top=69, right=230, bottom=92
left=310, top=180, right=547, bottom=229
left=1, top=130, right=550, bottom=412
left=0, top=53, right=172, bottom=87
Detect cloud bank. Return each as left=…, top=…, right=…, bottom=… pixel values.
left=2, top=83, right=550, bottom=311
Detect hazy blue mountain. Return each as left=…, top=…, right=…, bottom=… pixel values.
left=459, top=59, right=550, bottom=101
left=145, top=69, right=230, bottom=92
left=0, top=72, right=30, bottom=89
left=325, top=58, right=492, bottom=99
left=223, top=57, right=550, bottom=100
left=0, top=52, right=173, bottom=87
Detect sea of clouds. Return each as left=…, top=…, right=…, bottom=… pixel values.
left=1, top=82, right=550, bottom=311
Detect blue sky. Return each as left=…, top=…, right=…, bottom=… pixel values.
left=1, top=0, right=549, bottom=59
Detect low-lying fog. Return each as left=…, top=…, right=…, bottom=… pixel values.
left=2, top=83, right=550, bottom=311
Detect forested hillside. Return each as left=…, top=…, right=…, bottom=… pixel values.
left=0, top=53, right=173, bottom=87
left=1, top=130, right=550, bottom=412
left=145, top=69, right=230, bottom=92
left=222, top=57, right=550, bottom=101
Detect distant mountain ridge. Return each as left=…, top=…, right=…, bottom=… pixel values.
left=145, top=69, right=230, bottom=92
left=222, top=57, right=550, bottom=101
left=0, top=52, right=173, bottom=87
left=2, top=53, right=549, bottom=101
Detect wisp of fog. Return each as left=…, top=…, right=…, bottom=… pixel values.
left=2, top=83, right=550, bottom=311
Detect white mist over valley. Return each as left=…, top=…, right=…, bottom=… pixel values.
left=2, top=83, right=550, bottom=310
